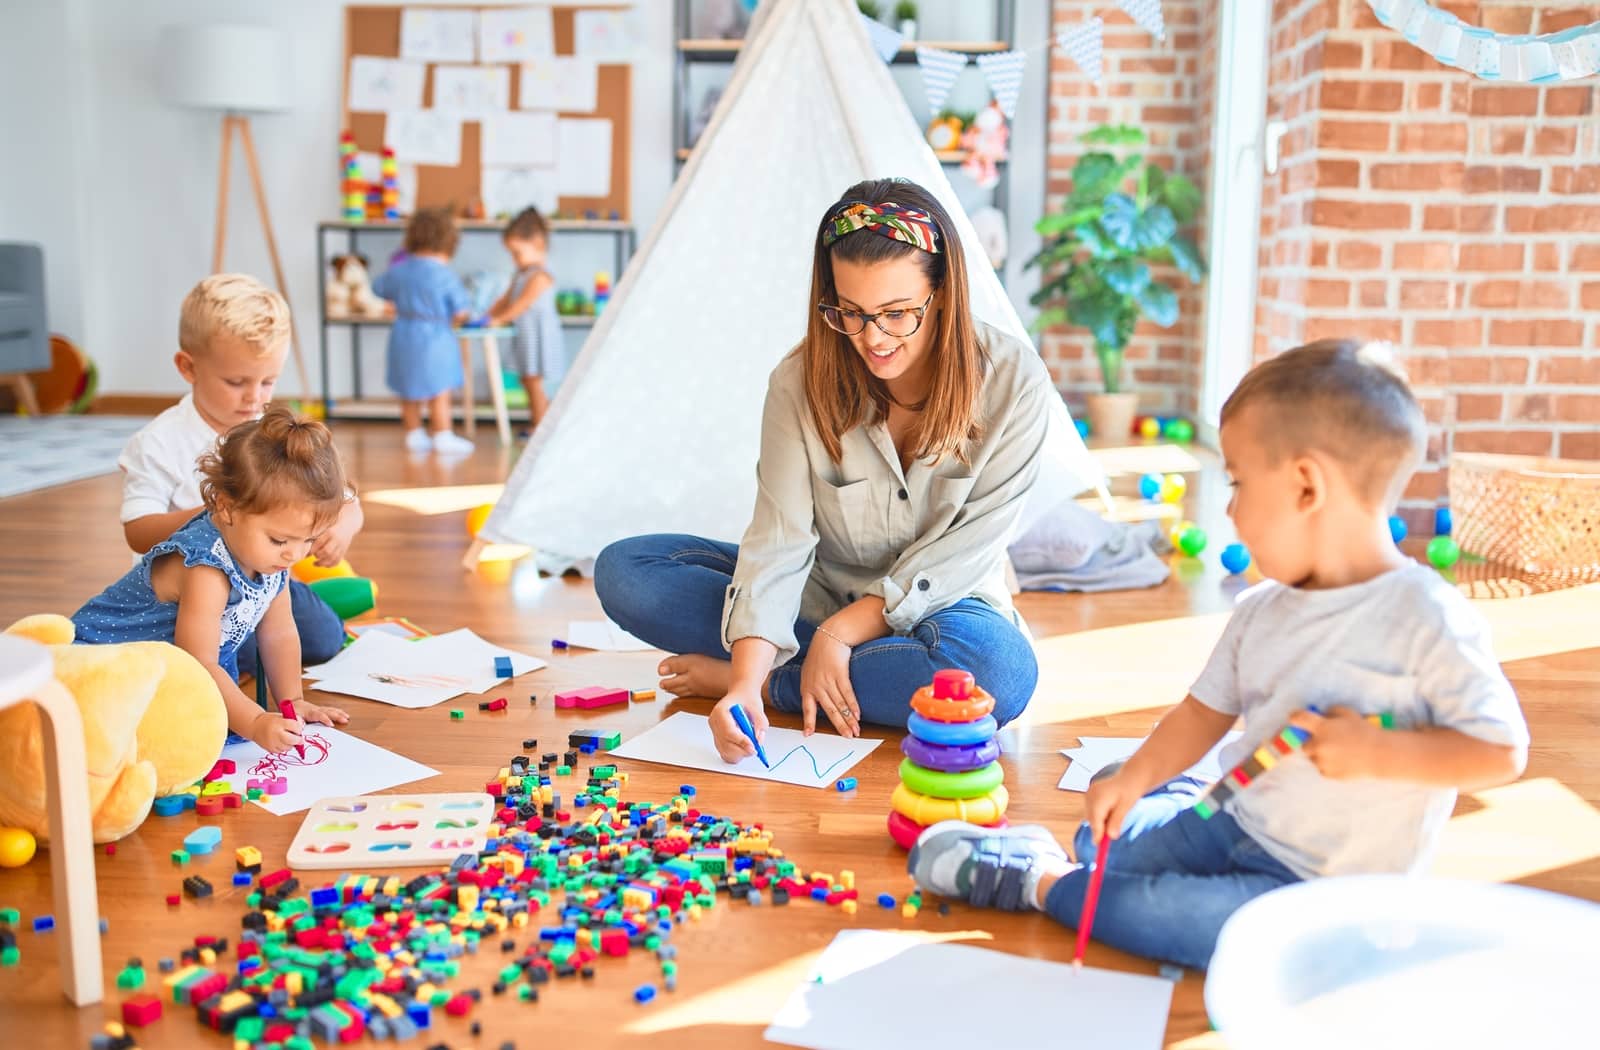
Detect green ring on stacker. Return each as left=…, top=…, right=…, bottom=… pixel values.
left=897, top=758, right=1005, bottom=799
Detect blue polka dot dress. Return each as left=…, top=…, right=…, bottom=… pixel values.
left=71, top=513, right=286, bottom=681
left=372, top=255, right=471, bottom=400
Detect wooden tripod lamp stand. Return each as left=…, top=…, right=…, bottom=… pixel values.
left=160, top=24, right=311, bottom=398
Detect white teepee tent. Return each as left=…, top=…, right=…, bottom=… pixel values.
left=476, top=0, right=1103, bottom=570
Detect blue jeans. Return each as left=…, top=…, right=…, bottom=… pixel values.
left=236, top=579, right=346, bottom=689
left=594, top=534, right=1038, bottom=728
left=1043, top=778, right=1302, bottom=970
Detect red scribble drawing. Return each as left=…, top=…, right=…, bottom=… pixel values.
left=250, top=730, right=333, bottom=780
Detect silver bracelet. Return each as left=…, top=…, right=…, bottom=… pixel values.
left=813, top=624, right=851, bottom=650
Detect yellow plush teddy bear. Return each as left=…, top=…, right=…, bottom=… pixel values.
left=0, top=614, right=228, bottom=844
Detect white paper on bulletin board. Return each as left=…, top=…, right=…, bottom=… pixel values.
left=481, top=166, right=559, bottom=217
left=386, top=110, right=463, bottom=167
left=481, top=111, right=557, bottom=167
left=573, top=9, right=636, bottom=61
left=400, top=8, right=476, bottom=63
left=348, top=56, right=426, bottom=113
left=556, top=117, right=611, bottom=197
left=479, top=6, right=555, bottom=63
left=431, top=64, right=510, bottom=120
left=518, top=55, right=598, bottom=113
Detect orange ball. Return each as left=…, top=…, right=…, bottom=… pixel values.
left=291, top=557, right=355, bottom=584
left=466, top=503, right=495, bottom=538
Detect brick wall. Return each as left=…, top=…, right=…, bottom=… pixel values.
left=1042, top=0, right=1208, bottom=422
left=1257, top=0, right=1600, bottom=525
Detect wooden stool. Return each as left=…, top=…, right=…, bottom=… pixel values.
left=0, top=634, right=102, bottom=1004
left=456, top=327, right=515, bottom=447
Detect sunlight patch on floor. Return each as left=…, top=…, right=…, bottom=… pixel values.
left=1469, top=582, right=1600, bottom=663
left=619, top=929, right=995, bottom=1036
left=1431, top=777, right=1600, bottom=883
left=362, top=483, right=504, bottom=515
left=1022, top=613, right=1230, bottom=726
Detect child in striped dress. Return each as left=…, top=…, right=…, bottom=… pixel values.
left=484, top=207, right=565, bottom=434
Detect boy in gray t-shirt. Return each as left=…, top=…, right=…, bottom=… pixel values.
left=907, top=339, right=1530, bottom=970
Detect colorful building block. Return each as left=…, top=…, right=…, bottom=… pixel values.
left=553, top=686, right=630, bottom=710
left=183, top=826, right=222, bottom=856
left=235, top=846, right=262, bottom=870
left=121, top=994, right=163, bottom=1027
left=494, top=656, right=514, bottom=677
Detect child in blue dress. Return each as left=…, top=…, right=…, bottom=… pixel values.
left=372, top=208, right=475, bottom=455
left=73, top=407, right=351, bottom=754
left=483, top=207, right=565, bottom=434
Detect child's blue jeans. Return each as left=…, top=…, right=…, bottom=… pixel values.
left=1044, top=777, right=1302, bottom=970
left=594, top=534, right=1038, bottom=728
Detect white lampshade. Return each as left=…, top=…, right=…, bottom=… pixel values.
left=160, top=24, right=293, bottom=113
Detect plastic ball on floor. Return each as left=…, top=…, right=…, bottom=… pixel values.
left=1138, top=472, right=1163, bottom=500
left=291, top=557, right=354, bottom=584
left=466, top=503, right=495, bottom=537
left=1388, top=515, right=1408, bottom=544
left=1138, top=417, right=1161, bottom=440
left=1426, top=536, right=1460, bottom=570
left=1434, top=506, right=1453, bottom=537
left=0, top=827, right=36, bottom=868
left=1220, top=543, right=1251, bottom=575
left=1074, top=418, right=1090, bottom=440
left=1160, top=473, right=1187, bottom=504
left=1168, top=519, right=1196, bottom=549
left=1164, top=418, right=1195, bottom=443
left=1178, top=525, right=1208, bottom=557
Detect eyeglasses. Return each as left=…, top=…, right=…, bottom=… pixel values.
left=817, top=291, right=935, bottom=338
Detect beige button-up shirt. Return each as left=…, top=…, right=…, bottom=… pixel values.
left=720, top=320, right=1051, bottom=664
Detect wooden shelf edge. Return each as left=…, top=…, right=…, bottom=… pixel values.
left=678, top=38, right=1008, bottom=54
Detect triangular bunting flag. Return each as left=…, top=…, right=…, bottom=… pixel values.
left=915, top=46, right=968, bottom=113
left=1117, top=0, right=1166, bottom=42
left=1057, top=18, right=1104, bottom=83
left=975, top=49, right=1026, bottom=119
left=860, top=14, right=904, bottom=63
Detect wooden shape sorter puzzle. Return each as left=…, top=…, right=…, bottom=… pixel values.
left=287, top=793, right=495, bottom=870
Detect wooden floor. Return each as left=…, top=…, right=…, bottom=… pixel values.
left=2, top=420, right=1598, bottom=1049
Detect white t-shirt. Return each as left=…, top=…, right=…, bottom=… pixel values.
left=118, top=393, right=221, bottom=523
left=1189, top=563, right=1529, bottom=879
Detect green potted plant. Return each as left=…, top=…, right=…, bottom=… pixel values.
left=857, top=1, right=882, bottom=20
left=1027, top=124, right=1206, bottom=441
left=895, top=0, right=918, bottom=39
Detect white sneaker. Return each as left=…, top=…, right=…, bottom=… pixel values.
left=431, top=430, right=475, bottom=456
left=404, top=427, right=432, bottom=453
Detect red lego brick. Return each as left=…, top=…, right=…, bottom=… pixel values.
left=187, top=973, right=227, bottom=1005
left=260, top=869, right=292, bottom=889
left=445, top=993, right=473, bottom=1017
left=122, top=994, right=163, bottom=1026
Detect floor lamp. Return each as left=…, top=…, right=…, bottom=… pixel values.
left=160, top=24, right=311, bottom=399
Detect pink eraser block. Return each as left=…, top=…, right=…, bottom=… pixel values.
left=265, top=779, right=289, bottom=796
left=554, top=686, right=631, bottom=710
left=247, top=778, right=265, bottom=790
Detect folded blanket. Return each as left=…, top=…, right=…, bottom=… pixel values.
left=1008, top=500, right=1173, bottom=593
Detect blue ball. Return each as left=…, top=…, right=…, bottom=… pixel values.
left=1220, top=543, right=1251, bottom=575
left=1074, top=418, right=1090, bottom=440
left=1138, top=472, right=1163, bottom=500
left=1434, top=506, right=1453, bottom=537
left=1388, top=515, right=1408, bottom=544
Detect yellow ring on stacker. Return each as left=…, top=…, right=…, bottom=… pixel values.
left=891, top=782, right=1009, bottom=826
left=897, top=758, right=1005, bottom=799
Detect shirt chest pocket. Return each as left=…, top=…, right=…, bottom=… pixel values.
left=813, top=478, right=889, bottom=567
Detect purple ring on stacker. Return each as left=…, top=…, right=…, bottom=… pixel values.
left=900, top=735, right=1001, bottom=773
left=905, top=712, right=998, bottom=747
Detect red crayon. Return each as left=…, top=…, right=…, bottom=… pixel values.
left=1073, top=834, right=1110, bottom=968
left=278, top=699, right=307, bottom=760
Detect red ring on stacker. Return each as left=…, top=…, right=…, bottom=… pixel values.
left=886, top=809, right=1007, bottom=851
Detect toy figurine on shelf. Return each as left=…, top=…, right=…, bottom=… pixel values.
left=960, top=101, right=1009, bottom=189
left=326, top=254, right=391, bottom=319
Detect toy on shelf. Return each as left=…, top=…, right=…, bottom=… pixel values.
left=1163, top=418, right=1195, bottom=443
left=960, top=101, right=1009, bottom=190
left=594, top=271, right=612, bottom=315
left=1159, top=473, right=1187, bottom=504
left=339, top=131, right=364, bottom=224
left=1138, top=472, right=1163, bottom=500
left=380, top=148, right=400, bottom=221
left=326, top=254, right=390, bottom=319
left=1137, top=416, right=1161, bottom=440
left=925, top=110, right=966, bottom=152
left=888, top=669, right=1008, bottom=848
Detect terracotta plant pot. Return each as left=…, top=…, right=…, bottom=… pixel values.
left=1086, top=391, right=1139, bottom=443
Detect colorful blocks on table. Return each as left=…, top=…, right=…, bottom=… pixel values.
left=200, top=780, right=232, bottom=796
left=194, top=796, right=224, bottom=816
left=152, top=795, right=188, bottom=817
left=0, top=908, right=17, bottom=924
left=231, top=873, right=253, bottom=887
left=834, top=777, right=857, bottom=792
left=450, top=709, right=465, bottom=720
left=568, top=729, right=622, bottom=750
left=31, top=915, right=54, bottom=933
left=182, top=876, right=213, bottom=899
left=121, top=994, right=163, bottom=1027
left=553, top=686, right=630, bottom=710
left=265, top=779, right=289, bottom=796
left=631, top=689, right=656, bottom=702
left=165, top=894, right=180, bottom=907
left=183, top=827, right=222, bottom=856
left=170, top=849, right=190, bottom=865
left=494, top=656, right=514, bottom=678
left=236, top=846, right=261, bottom=869
left=479, top=697, right=508, bottom=712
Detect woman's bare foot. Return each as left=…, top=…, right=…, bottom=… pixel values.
left=658, top=654, right=733, bottom=699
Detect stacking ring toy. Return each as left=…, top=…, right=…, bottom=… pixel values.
left=901, top=735, right=1001, bottom=772
left=886, top=809, right=1007, bottom=850
left=910, top=687, right=995, bottom=723
left=891, top=782, right=1009, bottom=826
left=906, top=712, right=997, bottom=746
left=898, top=758, right=1004, bottom=799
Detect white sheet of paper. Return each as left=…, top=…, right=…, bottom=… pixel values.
left=766, top=930, right=1173, bottom=1050
left=481, top=111, right=556, bottom=167
left=348, top=56, right=426, bottom=113
left=610, top=712, right=882, bottom=789
left=1057, top=732, right=1244, bottom=791
left=480, top=166, right=559, bottom=217
left=385, top=110, right=462, bottom=167
left=219, top=726, right=438, bottom=816
left=572, top=9, right=636, bottom=61
left=565, top=619, right=656, bottom=652
left=305, top=628, right=546, bottom=707
left=556, top=118, right=611, bottom=197
left=394, top=162, right=419, bottom=213
left=400, top=8, right=476, bottom=63
left=479, top=6, right=554, bottom=63
left=518, top=56, right=598, bottom=112
left=431, top=64, right=511, bottom=120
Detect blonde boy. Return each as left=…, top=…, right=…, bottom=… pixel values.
left=118, top=274, right=359, bottom=667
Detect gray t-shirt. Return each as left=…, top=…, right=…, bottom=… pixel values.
left=1190, top=563, right=1529, bottom=879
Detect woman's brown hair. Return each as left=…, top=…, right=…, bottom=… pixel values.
left=198, top=406, right=349, bottom=532
left=404, top=207, right=460, bottom=256
left=801, top=177, right=987, bottom=465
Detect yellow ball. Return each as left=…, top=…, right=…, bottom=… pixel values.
left=1138, top=417, right=1161, bottom=439
left=1159, top=473, right=1187, bottom=504
left=291, top=557, right=355, bottom=584
left=0, top=826, right=36, bottom=868
left=466, top=503, right=496, bottom=538
left=1169, top=519, right=1196, bottom=549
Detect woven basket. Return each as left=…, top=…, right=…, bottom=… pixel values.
left=1449, top=452, right=1600, bottom=578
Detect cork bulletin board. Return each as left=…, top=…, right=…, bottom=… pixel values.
left=341, top=4, right=632, bottom=219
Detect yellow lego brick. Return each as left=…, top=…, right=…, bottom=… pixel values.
left=286, top=972, right=303, bottom=996
left=901, top=904, right=919, bottom=919
left=842, top=899, right=857, bottom=916
left=199, top=947, right=217, bottom=966
left=458, top=885, right=480, bottom=910
left=840, top=870, right=855, bottom=891
left=383, top=876, right=401, bottom=897
left=576, top=929, right=593, bottom=949
left=417, top=982, right=436, bottom=1001
left=512, top=912, right=530, bottom=928
left=370, top=993, right=402, bottom=1019
left=219, top=989, right=252, bottom=1011
left=235, top=846, right=262, bottom=869
left=163, top=964, right=202, bottom=987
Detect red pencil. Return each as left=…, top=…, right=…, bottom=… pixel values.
left=1072, top=834, right=1110, bottom=968
left=278, top=699, right=307, bottom=760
